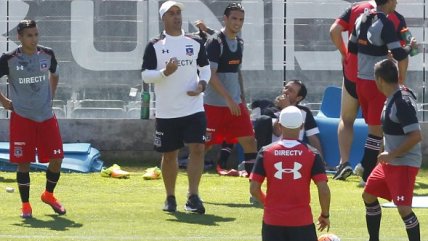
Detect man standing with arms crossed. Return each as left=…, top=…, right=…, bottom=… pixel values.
left=204, top=2, right=258, bottom=178
left=363, top=59, right=421, bottom=241
left=0, top=20, right=66, bottom=218
left=141, top=1, right=210, bottom=214
left=250, top=106, right=331, bottom=241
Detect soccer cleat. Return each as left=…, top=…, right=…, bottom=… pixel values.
left=20, top=202, right=32, bottom=219
left=216, top=165, right=239, bottom=176
left=333, top=162, right=353, bottom=180
left=184, top=194, right=205, bottom=214
left=353, top=163, right=364, bottom=177
left=143, top=167, right=161, bottom=180
left=101, top=164, right=130, bottom=178
left=41, top=192, right=66, bottom=215
left=110, top=169, right=130, bottom=179
left=100, top=164, right=120, bottom=177
left=163, top=195, right=177, bottom=213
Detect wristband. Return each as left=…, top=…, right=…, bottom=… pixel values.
left=321, top=213, right=329, bottom=218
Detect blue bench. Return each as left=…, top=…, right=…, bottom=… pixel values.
left=315, top=86, right=368, bottom=168
left=0, top=142, right=103, bottom=173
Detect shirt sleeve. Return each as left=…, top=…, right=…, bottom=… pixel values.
left=382, top=19, right=408, bottom=61
left=311, top=154, right=328, bottom=183
left=249, top=148, right=266, bottom=183
left=141, top=42, right=157, bottom=71
left=303, top=108, right=319, bottom=136
left=196, top=39, right=210, bottom=67
left=395, top=97, right=420, bottom=134
left=336, top=6, right=352, bottom=30
left=205, top=37, right=221, bottom=64
left=348, top=17, right=359, bottom=54
left=0, top=54, right=9, bottom=78
left=389, top=11, right=407, bottom=42
left=48, top=50, right=58, bottom=75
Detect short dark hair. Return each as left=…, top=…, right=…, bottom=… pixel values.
left=374, top=59, right=398, bottom=84
left=375, top=0, right=389, bottom=6
left=17, top=20, right=37, bottom=34
left=286, top=79, right=307, bottom=102
left=224, top=2, right=244, bottom=17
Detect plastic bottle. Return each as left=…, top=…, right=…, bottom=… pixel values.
left=400, top=28, right=418, bottom=56
left=140, top=91, right=150, bottom=119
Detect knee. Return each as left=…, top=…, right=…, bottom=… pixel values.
left=397, top=206, right=412, bottom=217
left=17, top=163, right=31, bottom=173
left=48, top=159, right=63, bottom=172
left=162, top=152, right=178, bottom=162
left=362, top=192, right=376, bottom=204
left=340, top=115, right=356, bottom=127
left=191, top=145, right=205, bottom=156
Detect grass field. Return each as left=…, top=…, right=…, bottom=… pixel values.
left=0, top=167, right=427, bottom=241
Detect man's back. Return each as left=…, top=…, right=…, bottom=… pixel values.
left=352, top=10, right=403, bottom=80
left=251, top=139, right=326, bottom=226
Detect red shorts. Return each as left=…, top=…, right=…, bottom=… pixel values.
left=343, top=52, right=358, bottom=83
left=204, top=103, right=254, bottom=145
left=356, top=79, right=386, bottom=125
left=10, top=112, right=64, bottom=163
left=365, top=164, right=419, bottom=206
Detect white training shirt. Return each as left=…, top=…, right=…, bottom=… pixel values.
left=141, top=30, right=211, bottom=119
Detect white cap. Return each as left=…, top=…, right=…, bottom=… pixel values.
left=159, top=1, right=184, bottom=18
left=279, top=106, right=303, bottom=129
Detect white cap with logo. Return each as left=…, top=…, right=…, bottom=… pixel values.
left=279, top=106, right=303, bottom=129
left=159, top=1, right=184, bottom=18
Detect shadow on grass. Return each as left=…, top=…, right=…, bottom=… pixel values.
left=13, top=215, right=83, bottom=231
left=204, top=201, right=263, bottom=209
left=166, top=211, right=235, bottom=226
left=0, top=175, right=15, bottom=183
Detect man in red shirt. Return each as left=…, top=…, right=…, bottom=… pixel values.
left=250, top=106, right=331, bottom=241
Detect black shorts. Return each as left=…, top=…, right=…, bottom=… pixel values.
left=344, top=76, right=358, bottom=99
left=154, top=111, right=206, bottom=153
left=262, top=222, right=317, bottom=241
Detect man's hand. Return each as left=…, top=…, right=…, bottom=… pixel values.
left=187, top=81, right=206, bottom=96
left=317, top=215, right=330, bottom=232
left=410, top=37, right=418, bottom=50
left=276, top=94, right=291, bottom=109
left=378, top=151, right=394, bottom=164
left=1, top=98, right=13, bottom=111
left=194, top=20, right=208, bottom=32
left=226, top=97, right=241, bottom=116
left=164, top=57, right=178, bottom=76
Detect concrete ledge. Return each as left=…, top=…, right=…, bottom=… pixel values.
left=0, top=119, right=427, bottom=166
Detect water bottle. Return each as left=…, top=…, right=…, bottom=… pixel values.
left=400, top=28, right=418, bottom=56
left=140, top=91, right=150, bottom=119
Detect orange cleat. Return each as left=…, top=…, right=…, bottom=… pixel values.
left=41, top=191, right=66, bottom=215
left=21, top=202, right=32, bottom=219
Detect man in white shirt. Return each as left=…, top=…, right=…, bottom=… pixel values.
left=141, top=1, right=211, bottom=214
